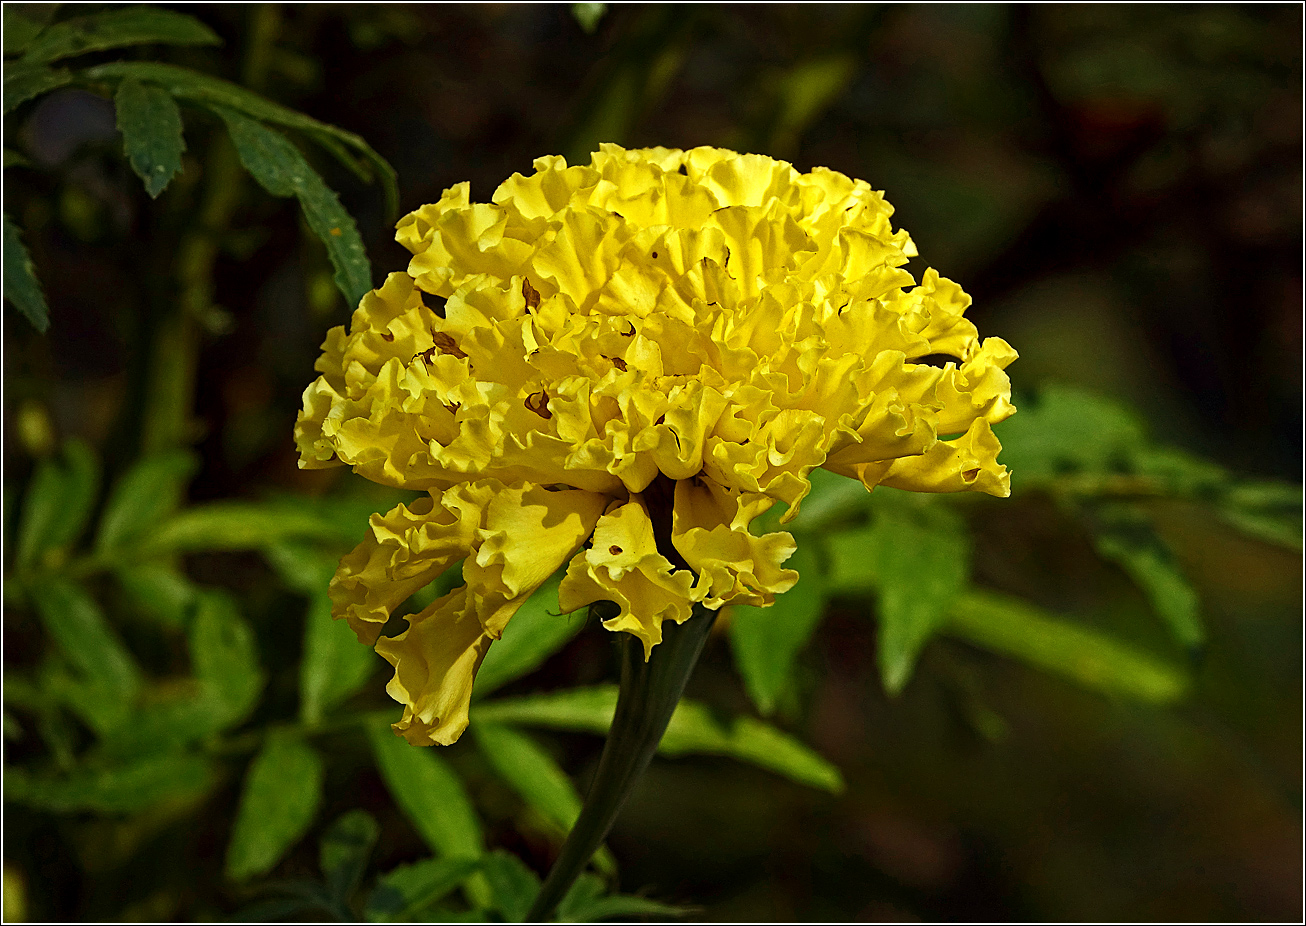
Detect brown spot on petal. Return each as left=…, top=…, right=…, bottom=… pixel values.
left=613, top=357, right=627, bottom=372
left=522, top=277, right=541, bottom=310
left=651, top=250, right=659, bottom=259
left=609, top=545, right=623, bottom=556
left=525, top=390, right=552, bottom=419
left=655, top=414, right=666, bottom=425
left=431, top=331, right=468, bottom=359
left=380, top=331, right=395, bottom=342
left=962, top=468, right=980, bottom=481
left=444, top=402, right=461, bottom=414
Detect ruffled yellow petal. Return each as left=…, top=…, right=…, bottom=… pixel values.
left=558, top=497, right=698, bottom=657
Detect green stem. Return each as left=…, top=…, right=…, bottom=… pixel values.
left=525, top=603, right=717, bottom=922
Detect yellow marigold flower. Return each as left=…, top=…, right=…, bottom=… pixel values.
left=296, top=144, right=1016, bottom=746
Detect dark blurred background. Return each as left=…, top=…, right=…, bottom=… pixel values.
left=5, top=4, right=1302, bottom=921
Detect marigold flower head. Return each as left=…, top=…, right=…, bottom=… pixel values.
left=296, top=144, right=1016, bottom=746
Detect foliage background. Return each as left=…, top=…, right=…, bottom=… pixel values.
left=4, top=3, right=1301, bottom=922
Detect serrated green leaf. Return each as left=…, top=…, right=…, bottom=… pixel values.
left=320, top=809, right=379, bottom=902
left=3, top=213, right=49, bottom=332
left=365, top=856, right=482, bottom=922
left=114, top=78, right=186, bottom=198
left=3, top=8, right=45, bottom=55
left=4, top=751, right=214, bottom=813
left=475, top=688, right=844, bottom=793
left=96, top=449, right=198, bottom=553
left=225, top=732, right=325, bottom=881
left=143, top=501, right=347, bottom=554
left=2, top=65, right=73, bottom=115
left=82, top=61, right=399, bottom=218
left=473, top=572, right=585, bottom=699
left=215, top=108, right=371, bottom=307
left=20, top=6, right=220, bottom=65
left=367, top=723, right=483, bottom=859
left=1093, top=510, right=1203, bottom=648
left=728, top=545, right=825, bottom=715
left=16, top=439, right=98, bottom=570
left=996, top=385, right=1145, bottom=484
left=945, top=590, right=1188, bottom=702
left=473, top=724, right=582, bottom=837
left=865, top=502, right=970, bottom=694
left=30, top=576, right=141, bottom=721
left=483, top=850, right=540, bottom=922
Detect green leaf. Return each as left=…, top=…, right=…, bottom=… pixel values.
left=30, top=576, right=141, bottom=722
left=320, top=809, right=380, bottom=902
left=143, top=501, right=347, bottom=554
left=865, top=500, right=970, bottom=694
left=483, top=850, right=540, bottom=923
left=2, top=65, right=73, bottom=115
left=473, top=572, right=586, bottom=699
left=190, top=590, right=264, bottom=729
left=114, top=78, right=186, bottom=198
left=561, top=892, right=693, bottom=922
left=1092, top=509, right=1203, bottom=648
left=367, top=722, right=483, bottom=859
left=945, top=590, right=1188, bottom=703
left=225, top=731, right=325, bottom=881
left=996, top=385, right=1145, bottom=484
left=571, top=3, right=608, bottom=34
left=20, top=6, right=220, bottom=65
left=82, top=61, right=399, bottom=218
left=1218, top=480, right=1303, bottom=550
left=4, top=752, right=214, bottom=813
left=3, top=214, right=49, bottom=333
left=116, top=562, right=196, bottom=627
left=366, top=856, right=482, bottom=923
left=215, top=107, right=371, bottom=307
left=728, top=545, right=825, bottom=715
left=16, top=439, right=99, bottom=570
left=475, top=688, right=844, bottom=793
left=784, top=466, right=871, bottom=533
left=96, top=449, right=198, bottom=553
left=3, top=7, right=45, bottom=55
left=473, top=723, right=583, bottom=837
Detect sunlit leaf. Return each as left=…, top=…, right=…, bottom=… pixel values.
left=225, top=731, right=325, bottom=881
left=4, top=752, right=213, bottom=813
left=96, top=449, right=199, bottom=553
left=945, top=590, right=1188, bottom=703
left=20, top=6, right=220, bottom=65
left=83, top=61, right=399, bottom=217
left=320, top=809, right=379, bottom=902
left=482, top=850, right=540, bottom=923
left=728, top=545, right=825, bottom=715
left=115, top=78, right=186, bottom=198
left=365, top=856, right=482, bottom=923
left=473, top=572, right=586, bottom=698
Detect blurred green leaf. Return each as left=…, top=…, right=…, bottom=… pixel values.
left=115, top=562, right=196, bottom=627
left=1132, top=446, right=1228, bottom=496
left=571, top=3, right=608, bottom=34
left=16, top=439, right=98, bottom=570
left=114, top=78, right=186, bottom=198
left=864, top=501, right=970, bottom=694
left=476, top=687, right=844, bottom=793
left=728, top=545, right=825, bottom=715
left=562, top=892, right=692, bottom=922
left=365, top=856, right=482, bottom=923
left=216, top=106, right=372, bottom=308
left=1093, top=509, right=1203, bottom=648
left=1218, top=480, right=1303, bottom=550
left=3, top=7, right=44, bottom=55
left=473, top=723, right=583, bottom=838
left=2, top=65, right=73, bottom=114
left=998, top=385, right=1145, bottom=484
left=225, top=731, right=325, bottom=882
left=320, top=809, right=380, bottom=902
left=96, top=450, right=199, bottom=554
left=4, top=752, right=213, bottom=813
left=190, top=590, right=264, bottom=728
left=143, top=501, right=347, bottom=554
left=367, top=722, right=483, bottom=860
left=769, top=54, right=858, bottom=157
left=3, top=213, right=49, bottom=330
left=946, top=590, right=1188, bottom=703
left=83, top=61, right=399, bottom=218
left=20, top=6, right=220, bottom=65
left=30, top=576, right=141, bottom=728
left=482, top=850, right=540, bottom=923
left=473, top=572, right=586, bottom=699
left=784, top=466, right=870, bottom=533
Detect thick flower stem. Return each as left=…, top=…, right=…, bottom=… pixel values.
left=525, top=604, right=717, bottom=922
